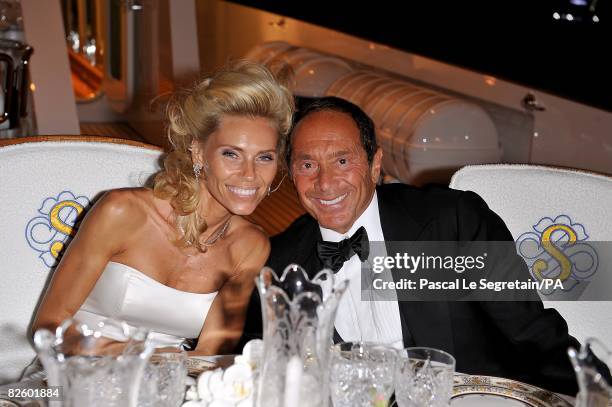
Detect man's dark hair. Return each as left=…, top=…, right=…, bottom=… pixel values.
left=286, top=96, right=378, bottom=168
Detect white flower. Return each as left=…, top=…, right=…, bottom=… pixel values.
left=184, top=340, right=262, bottom=407
left=198, top=364, right=253, bottom=404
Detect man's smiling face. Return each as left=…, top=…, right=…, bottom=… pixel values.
left=290, top=110, right=382, bottom=234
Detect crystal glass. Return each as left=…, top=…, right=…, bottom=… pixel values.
left=256, top=264, right=349, bottom=407
left=33, top=318, right=154, bottom=407
left=569, top=338, right=612, bottom=407
left=394, top=347, right=455, bottom=407
left=329, top=342, right=397, bottom=407
left=139, top=351, right=187, bottom=407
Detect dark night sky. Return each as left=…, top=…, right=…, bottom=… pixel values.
left=230, top=0, right=611, bottom=112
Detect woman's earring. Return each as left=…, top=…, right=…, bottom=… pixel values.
left=193, top=163, right=202, bottom=182
left=268, top=173, right=286, bottom=196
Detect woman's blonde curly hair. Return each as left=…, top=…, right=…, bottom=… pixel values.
left=153, top=60, right=294, bottom=251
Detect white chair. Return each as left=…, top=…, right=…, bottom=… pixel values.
left=0, top=136, right=163, bottom=384
left=450, top=164, right=612, bottom=351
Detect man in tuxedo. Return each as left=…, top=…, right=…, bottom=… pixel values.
left=241, top=96, right=580, bottom=394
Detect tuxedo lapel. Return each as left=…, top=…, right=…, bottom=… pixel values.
left=377, top=185, right=423, bottom=243
left=303, top=244, right=323, bottom=279
left=376, top=186, right=455, bottom=356
left=289, top=216, right=343, bottom=342
left=293, top=215, right=324, bottom=279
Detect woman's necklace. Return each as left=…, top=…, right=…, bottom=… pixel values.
left=202, top=216, right=232, bottom=247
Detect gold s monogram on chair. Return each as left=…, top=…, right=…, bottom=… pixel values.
left=25, top=191, right=90, bottom=268
left=516, top=215, right=598, bottom=294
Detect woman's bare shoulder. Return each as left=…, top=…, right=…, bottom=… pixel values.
left=228, top=217, right=269, bottom=245
left=51, top=189, right=158, bottom=265
left=226, top=217, right=270, bottom=273
left=89, top=188, right=154, bottom=228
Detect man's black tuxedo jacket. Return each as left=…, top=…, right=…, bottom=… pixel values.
left=240, top=183, right=579, bottom=395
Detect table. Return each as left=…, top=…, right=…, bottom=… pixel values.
left=0, top=364, right=580, bottom=407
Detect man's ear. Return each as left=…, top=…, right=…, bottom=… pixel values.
left=370, top=147, right=383, bottom=182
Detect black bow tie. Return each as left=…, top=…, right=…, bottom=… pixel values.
left=317, top=226, right=370, bottom=272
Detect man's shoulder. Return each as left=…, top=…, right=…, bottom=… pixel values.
left=377, top=182, right=471, bottom=215
left=267, top=213, right=320, bottom=270
left=270, top=213, right=319, bottom=247
left=377, top=182, right=500, bottom=240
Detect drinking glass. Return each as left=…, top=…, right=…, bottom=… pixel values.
left=569, top=338, right=612, bottom=407
left=394, top=347, right=455, bottom=407
left=33, top=318, right=154, bottom=407
left=139, top=351, right=188, bottom=407
left=330, top=342, right=397, bottom=407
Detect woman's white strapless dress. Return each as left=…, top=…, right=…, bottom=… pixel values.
left=74, top=261, right=218, bottom=348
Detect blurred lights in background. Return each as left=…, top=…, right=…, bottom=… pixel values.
left=552, top=0, right=600, bottom=23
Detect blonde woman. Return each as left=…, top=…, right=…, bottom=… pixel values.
left=32, top=61, right=294, bottom=355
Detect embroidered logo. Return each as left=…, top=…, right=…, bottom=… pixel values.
left=516, top=215, right=598, bottom=293
left=25, top=191, right=90, bottom=268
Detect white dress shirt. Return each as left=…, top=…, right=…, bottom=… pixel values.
left=320, top=191, right=404, bottom=348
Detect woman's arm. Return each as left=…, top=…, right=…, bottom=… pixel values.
left=193, top=229, right=270, bottom=355
left=32, top=190, right=143, bottom=335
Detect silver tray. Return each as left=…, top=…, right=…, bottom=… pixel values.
left=451, top=375, right=573, bottom=407
left=185, top=356, right=218, bottom=377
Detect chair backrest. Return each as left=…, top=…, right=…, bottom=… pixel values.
left=0, top=136, right=163, bottom=384
left=449, top=164, right=612, bottom=350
